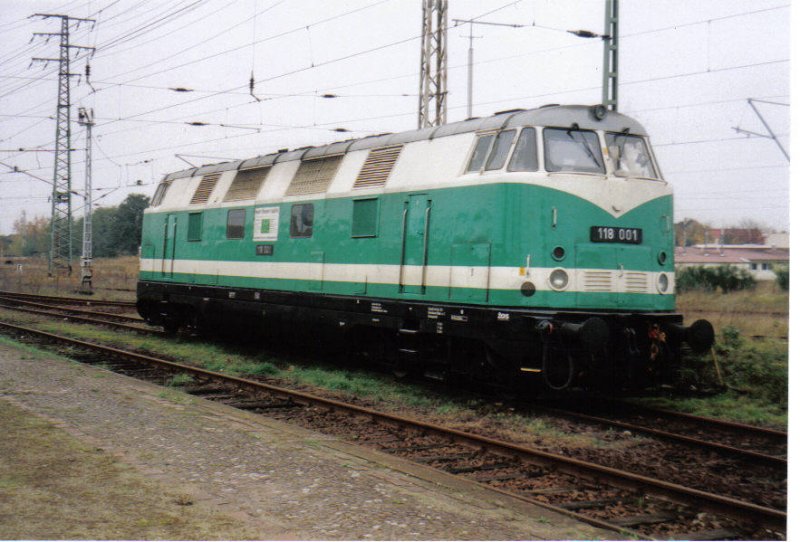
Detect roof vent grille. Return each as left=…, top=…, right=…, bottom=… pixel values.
left=224, top=167, right=270, bottom=201
left=190, top=173, right=221, bottom=205
left=285, top=155, right=342, bottom=196
left=354, top=145, right=402, bottom=189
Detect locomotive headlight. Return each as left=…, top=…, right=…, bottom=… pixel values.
left=549, top=268, right=569, bottom=291
left=657, top=273, right=669, bottom=294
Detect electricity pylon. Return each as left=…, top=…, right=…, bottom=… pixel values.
left=30, top=13, right=95, bottom=276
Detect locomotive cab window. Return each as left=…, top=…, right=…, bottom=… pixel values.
left=187, top=212, right=203, bottom=242
left=508, top=127, right=538, bottom=172
left=290, top=203, right=314, bottom=238
left=543, top=128, right=604, bottom=174
left=605, top=132, right=657, bottom=179
left=466, top=134, right=495, bottom=172
left=226, top=208, right=246, bottom=239
left=485, top=129, right=516, bottom=171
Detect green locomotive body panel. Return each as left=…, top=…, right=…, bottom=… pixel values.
left=138, top=181, right=675, bottom=311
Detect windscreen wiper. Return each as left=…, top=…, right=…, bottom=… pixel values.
left=567, top=130, right=602, bottom=170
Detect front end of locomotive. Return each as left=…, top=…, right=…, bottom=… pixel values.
left=505, top=106, right=714, bottom=389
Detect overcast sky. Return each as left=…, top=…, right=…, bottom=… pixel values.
left=0, top=0, right=792, bottom=236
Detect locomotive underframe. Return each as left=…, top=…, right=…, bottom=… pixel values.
left=138, top=280, right=700, bottom=391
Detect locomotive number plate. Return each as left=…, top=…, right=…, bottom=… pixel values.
left=590, top=226, right=642, bottom=244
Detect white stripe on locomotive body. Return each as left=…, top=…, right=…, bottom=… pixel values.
left=139, top=258, right=675, bottom=296
left=148, top=128, right=671, bottom=220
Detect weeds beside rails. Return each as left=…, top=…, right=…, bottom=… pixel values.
left=636, top=327, right=787, bottom=429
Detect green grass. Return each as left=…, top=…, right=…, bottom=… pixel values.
left=633, top=390, right=786, bottom=428
left=639, top=286, right=788, bottom=429
left=0, top=335, right=72, bottom=362
left=166, top=373, right=195, bottom=387
left=6, top=315, right=452, bottom=413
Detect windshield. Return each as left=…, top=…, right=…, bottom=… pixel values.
left=543, top=128, right=604, bottom=174
left=606, top=132, right=657, bottom=179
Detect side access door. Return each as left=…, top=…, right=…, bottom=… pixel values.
left=160, top=214, right=178, bottom=278
left=399, top=195, right=431, bottom=294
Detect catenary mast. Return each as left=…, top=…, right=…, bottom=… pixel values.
left=30, top=13, right=95, bottom=276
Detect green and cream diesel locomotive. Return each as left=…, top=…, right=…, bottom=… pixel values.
left=137, top=104, right=713, bottom=390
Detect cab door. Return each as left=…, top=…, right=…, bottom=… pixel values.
left=399, top=195, right=431, bottom=294
left=160, top=214, right=178, bottom=278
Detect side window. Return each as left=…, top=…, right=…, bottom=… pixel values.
left=508, top=127, right=538, bottom=171
left=352, top=198, right=378, bottom=238
left=187, top=212, right=203, bottom=242
left=290, top=203, right=314, bottom=238
left=466, top=134, right=494, bottom=172
left=485, top=129, right=516, bottom=171
left=226, top=209, right=246, bottom=239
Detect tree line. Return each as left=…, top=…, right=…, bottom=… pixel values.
left=0, top=194, right=149, bottom=259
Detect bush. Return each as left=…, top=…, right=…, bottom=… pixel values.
left=774, top=266, right=789, bottom=291
left=720, top=342, right=788, bottom=408
left=720, top=325, right=742, bottom=350
left=676, top=265, right=755, bottom=293
left=712, top=325, right=787, bottom=408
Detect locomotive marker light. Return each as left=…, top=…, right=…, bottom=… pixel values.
left=548, top=268, right=569, bottom=291
left=657, top=273, right=670, bottom=294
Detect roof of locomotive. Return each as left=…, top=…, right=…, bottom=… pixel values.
left=164, top=104, right=648, bottom=181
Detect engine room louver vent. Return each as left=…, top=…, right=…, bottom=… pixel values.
left=624, top=272, right=649, bottom=293
left=582, top=270, right=613, bottom=292
left=285, top=155, right=343, bottom=196
left=190, top=173, right=221, bottom=205
left=224, top=167, right=270, bottom=202
left=353, top=145, right=402, bottom=189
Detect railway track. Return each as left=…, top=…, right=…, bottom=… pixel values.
left=0, top=320, right=786, bottom=540
left=0, top=296, right=157, bottom=336
left=539, top=402, right=786, bottom=467
left=0, top=290, right=136, bottom=309
left=4, top=293, right=783, bottom=470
